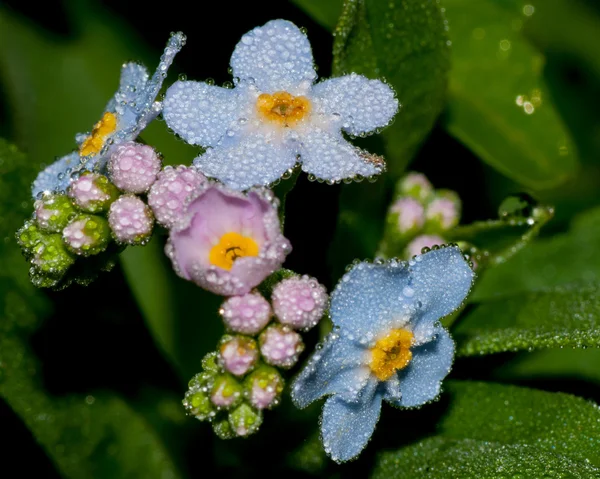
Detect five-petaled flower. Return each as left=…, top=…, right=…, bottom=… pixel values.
left=166, top=183, right=291, bottom=296
left=163, top=19, right=399, bottom=191
left=292, top=246, right=474, bottom=463
left=31, top=32, right=185, bottom=198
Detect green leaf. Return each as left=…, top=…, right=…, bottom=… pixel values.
left=291, top=0, right=342, bottom=30
left=333, top=0, right=450, bottom=172
left=455, top=282, right=600, bottom=355
left=373, top=437, right=599, bottom=478
left=442, top=0, right=578, bottom=190
left=473, top=205, right=600, bottom=301
left=373, top=381, right=600, bottom=477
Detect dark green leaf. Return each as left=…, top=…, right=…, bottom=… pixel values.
left=442, top=0, right=578, bottom=190
left=373, top=437, right=599, bottom=478
left=333, top=0, right=450, bottom=172
left=473, top=206, right=600, bottom=300
left=455, top=282, right=600, bottom=355
left=291, top=0, right=342, bottom=30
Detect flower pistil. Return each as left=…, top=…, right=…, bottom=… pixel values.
left=369, top=328, right=414, bottom=381
left=256, top=91, right=311, bottom=127
left=209, top=232, right=259, bottom=270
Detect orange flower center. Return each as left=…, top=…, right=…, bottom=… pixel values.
left=369, top=329, right=414, bottom=381
left=209, top=232, right=260, bottom=270
left=256, top=91, right=311, bottom=127
left=79, top=112, right=117, bottom=157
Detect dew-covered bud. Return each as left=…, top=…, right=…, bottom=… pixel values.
left=201, top=352, right=220, bottom=374
left=183, top=388, right=215, bottom=421
left=228, top=403, right=263, bottom=437
left=62, top=214, right=111, bottom=256
left=405, top=234, right=445, bottom=258
left=244, top=365, right=284, bottom=410
left=219, top=336, right=259, bottom=377
left=16, top=220, right=44, bottom=255
left=396, top=172, right=433, bottom=202
left=210, top=374, right=244, bottom=409
left=108, top=195, right=154, bottom=245
left=108, top=141, right=162, bottom=193
left=259, top=324, right=304, bottom=368
left=34, top=193, right=76, bottom=233
left=31, top=234, right=75, bottom=275
left=272, top=276, right=328, bottom=331
left=188, top=371, right=216, bottom=390
left=147, top=166, right=206, bottom=228
left=220, top=293, right=272, bottom=335
left=389, top=197, right=425, bottom=235
left=425, top=190, right=461, bottom=232
left=212, top=415, right=235, bottom=439
left=68, top=172, right=119, bottom=213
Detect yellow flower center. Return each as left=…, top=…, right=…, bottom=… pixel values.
left=209, top=232, right=260, bottom=270
left=369, top=329, right=414, bottom=381
left=256, top=91, right=311, bottom=127
left=79, top=112, right=118, bottom=157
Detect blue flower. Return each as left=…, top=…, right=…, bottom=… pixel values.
left=31, top=32, right=185, bottom=198
left=291, top=246, right=474, bottom=463
left=163, top=20, right=399, bottom=191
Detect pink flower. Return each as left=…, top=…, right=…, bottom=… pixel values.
left=166, top=184, right=291, bottom=296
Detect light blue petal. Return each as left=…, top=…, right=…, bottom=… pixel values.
left=298, top=126, right=382, bottom=182
left=313, top=74, right=399, bottom=136
left=31, top=152, right=81, bottom=198
left=230, top=20, right=316, bottom=94
left=321, top=378, right=382, bottom=463
left=408, top=246, right=475, bottom=326
left=163, top=81, right=246, bottom=146
left=193, top=131, right=297, bottom=190
left=330, top=259, right=415, bottom=340
left=110, top=62, right=150, bottom=113
left=292, top=333, right=370, bottom=408
left=386, top=327, right=454, bottom=408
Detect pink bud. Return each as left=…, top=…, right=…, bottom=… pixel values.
left=272, top=275, right=328, bottom=331
left=219, top=336, right=259, bottom=376
left=259, top=325, right=304, bottom=369
left=108, top=195, right=154, bottom=245
left=220, top=293, right=272, bottom=335
left=108, top=142, right=162, bottom=193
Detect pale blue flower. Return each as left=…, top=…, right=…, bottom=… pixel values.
left=292, top=246, right=474, bottom=463
left=163, top=20, right=399, bottom=191
left=31, top=33, right=185, bottom=198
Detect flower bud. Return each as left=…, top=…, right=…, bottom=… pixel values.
left=31, top=234, right=75, bottom=276
left=219, top=336, right=259, bottom=376
left=425, top=190, right=461, bottom=232
left=108, top=195, right=154, bottom=245
left=16, top=220, right=44, bottom=255
left=259, top=324, right=304, bottom=369
left=389, top=197, right=425, bottom=235
left=34, top=193, right=76, bottom=233
left=396, top=172, right=433, bottom=202
left=212, top=415, right=235, bottom=439
left=147, top=166, right=206, bottom=228
left=220, top=293, right=272, bottom=335
left=183, top=389, right=215, bottom=421
left=272, top=275, right=328, bottom=331
left=405, top=234, right=445, bottom=259
left=210, top=374, right=244, bottom=409
left=228, top=402, right=263, bottom=437
left=62, top=214, right=111, bottom=256
left=244, top=365, right=284, bottom=410
left=108, top=142, right=162, bottom=193
left=201, top=352, right=220, bottom=374
left=68, top=172, right=119, bottom=213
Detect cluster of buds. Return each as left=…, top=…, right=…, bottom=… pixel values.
left=17, top=142, right=162, bottom=288
left=183, top=274, right=329, bottom=438
left=379, top=172, right=461, bottom=259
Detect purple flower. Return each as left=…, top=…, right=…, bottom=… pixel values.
left=166, top=184, right=291, bottom=296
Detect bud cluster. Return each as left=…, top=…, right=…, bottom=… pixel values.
left=379, top=172, right=462, bottom=259
left=17, top=142, right=163, bottom=288
left=183, top=274, right=329, bottom=438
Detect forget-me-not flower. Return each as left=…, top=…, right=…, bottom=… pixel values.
left=292, top=246, right=474, bottom=462
left=32, top=32, right=185, bottom=198
left=163, top=20, right=399, bottom=191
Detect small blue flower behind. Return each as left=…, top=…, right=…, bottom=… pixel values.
left=163, top=20, right=399, bottom=191
left=292, top=246, right=475, bottom=463
left=31, top=32, right=186, bottom=198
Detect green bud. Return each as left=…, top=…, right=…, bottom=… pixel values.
left=182, top=388, right=215, bottom=421
left=31, top=234, right=75, bottom=275
left=395, top=172, right=433, bottom=202
left=228, top=402, right=263, bottom=437
left=16, top=220, right=45, bottom=255
left=188, top=371, right=215, bottom=390
left=201, top=352, right=221, bottom=374
left=62, top=214, right=111, bottom=256
left=244, top=364, right=284, bottom=410
left=68, top=172, right=119, bottom=213
left=212, top=415, right=235, bottom=439
left=34, top=193, right=77, bottom=233
left=210, top=373, right=244, bottom=410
